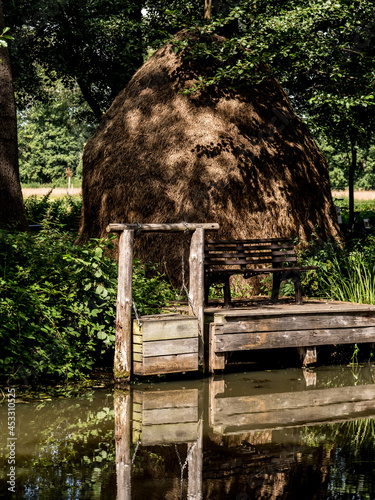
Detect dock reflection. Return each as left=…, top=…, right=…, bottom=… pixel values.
left=114, top=365, right=375, bottom=499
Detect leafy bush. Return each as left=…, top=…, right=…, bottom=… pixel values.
left=0, top=227, right=175, bottom=383
left=24, top=192, right=83, bottom=232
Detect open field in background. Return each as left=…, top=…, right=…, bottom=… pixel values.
left=332, top=190, right=375, bottom=201
left=22, top=187, right=82, bottom=198
left=22, top=187, right=375, bottom=202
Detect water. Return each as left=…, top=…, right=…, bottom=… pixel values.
left=1, top=365, right=375, bottom=499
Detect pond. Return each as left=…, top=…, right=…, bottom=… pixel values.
left=1, top=365, right=375, bottom=499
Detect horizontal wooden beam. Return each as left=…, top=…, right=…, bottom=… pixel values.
left=214, top=326, right=375, bottom=352
left=107, top=222, right=220, bottom=233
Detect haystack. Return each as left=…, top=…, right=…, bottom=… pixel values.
left=79, top=30, right=340, bottom=283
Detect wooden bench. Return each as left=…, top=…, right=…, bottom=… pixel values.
left=204, top=238, right=318, bottom=306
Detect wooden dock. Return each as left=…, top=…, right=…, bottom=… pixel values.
left=127, top=300, right=375, bottom=376
left=205, top=301, right=375, bottom=372
left=108, top=221, right=375, bottom=380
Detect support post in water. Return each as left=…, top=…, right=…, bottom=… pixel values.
left=189, top=228, right=205, bottom=366
left=114, top=390, right=132, bottom=500
left=114, top=229, right=134, bottom=385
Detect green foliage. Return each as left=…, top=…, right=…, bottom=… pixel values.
left=5, top=0, right=144, bottom=119
left=0, top=228, right=118, bottom=381
left=0, top=197, right=176, bottom=382
left=24, top=192, right=83, bottom=232
left=18, top=78, right=94, bottom=184
left=281, top=232, right=375, bottom=305
left=0, top=26, right=12, bottom=48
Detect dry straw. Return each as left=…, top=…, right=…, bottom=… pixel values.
left=79, top=30, right=340, bottom=283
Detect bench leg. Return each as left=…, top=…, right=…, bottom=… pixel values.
left=204, top=276, right=210, bottom=306
left=271, top=274, right=281, bottom=302
left=294, top=278, right=303, bottom=305
left=223, top=276, right=232, bottom=307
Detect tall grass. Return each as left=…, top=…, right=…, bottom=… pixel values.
left=321, top=250, right=375, bottom=304
left=288, top=236, right=375, bottom=304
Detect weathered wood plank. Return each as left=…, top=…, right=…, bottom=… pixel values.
left=133, top=316, right=199, bottom=341
left=214, top=399, right=375, bottom=430
left=189, top=228, right=205, bottom=365
left=214, top=384, right=375, bottom=417
left=211, top=303, right=375, bottom=321
left=214, top=327, right=375, bottom=352
left=140, top=406, right=199, bottom=425
left=133, top=389, right=199, bottom=410
left=135, top=338, right=198, bottom=357
left=107, top=222, right=219, bottom=233
left=215, top=313, right=375, bottom=333
left=133, top=353, right=198, bottom=375
left=206, top=238, right=293, bottom=244
left=114, top=229, right=134, bottom=385
left=137, top=422, right=199, bottom=445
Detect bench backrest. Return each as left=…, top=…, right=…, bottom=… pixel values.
left=204, top=238, right=297, bottom=270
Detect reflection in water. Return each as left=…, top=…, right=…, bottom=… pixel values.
left=1, top=365, right=375, bottom=498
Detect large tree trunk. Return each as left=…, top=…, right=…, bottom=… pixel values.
left=0, top=0, right=27, bottom=230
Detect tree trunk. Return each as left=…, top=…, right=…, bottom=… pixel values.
left=0, top=0, right=28, bottom=230
left=204, top=0, right=212, bottom=19
left=348, top=135, right=357, bottom=228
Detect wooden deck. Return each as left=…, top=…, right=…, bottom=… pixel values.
left=205, top=301, right=375, bottom=372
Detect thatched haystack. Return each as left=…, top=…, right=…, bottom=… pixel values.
left=79, top=30, right=340, bottom=282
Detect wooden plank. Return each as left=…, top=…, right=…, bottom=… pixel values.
left=133, top=353, right=198, bottom=375
left=205, top=256, right=297, bottom=265
left=211, top=303, right=375, bottom=321
left=142, top=338, right=198, bottom=357
left=205, top=266, right=316, bottom=274
left=205, top=250, right=296, bottom=258
left=214, top=327, right=375, bottom=351
left=215, top=313, right=375, bottom=333
left=189, top=228, right=205, bottom=365
left=205, top=238, right=292, bottom=244
left=133, top=389, right=199, bottom=410
left=107, top=223, right=220, bottom=233
left=205, top=245, right=295, bottom=252
left=214, top=384, right=375, bottom=417
left=139, top=422, right=199, bottom=445
left=114, top=229, right=134, bottom=385
left=133, top=317, right=198, bottom=341
left=214, top=399, right=375, bottom=430
left=142, top=406, right=198, bottom=425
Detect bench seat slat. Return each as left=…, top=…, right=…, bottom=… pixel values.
left=205, top=250, right=296, bottom=258
left=205, top=244, right=295, bottom=251
left=205, top=238, right=293, bottom=244
left=205, top=265, right=318, bottom=274
left=205, top=257, right=298, bottom=266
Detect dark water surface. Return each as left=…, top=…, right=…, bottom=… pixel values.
left=1, top=365, right=375, bottom=499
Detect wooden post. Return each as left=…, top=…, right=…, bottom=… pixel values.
left=189, top=228, right=205, bottom=366
left=114, top=229, right=134, bottom=385
left=114, top=390, right=132, bottom=500
left=187, top=419, right=203, bottom=500
left=298, top=346, right=317, bottom=367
